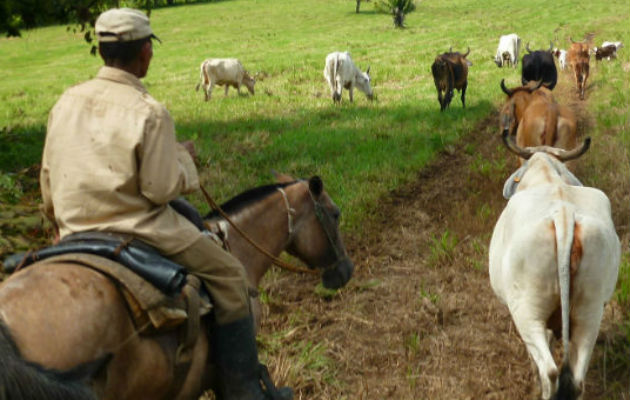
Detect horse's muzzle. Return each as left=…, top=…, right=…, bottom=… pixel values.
left=321, top=257, right=354, bottom=289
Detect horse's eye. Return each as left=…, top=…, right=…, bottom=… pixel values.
left=332, top=209, right=341, bottom=221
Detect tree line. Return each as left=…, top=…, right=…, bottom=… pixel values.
left=1, top=0, right=216, bottom=38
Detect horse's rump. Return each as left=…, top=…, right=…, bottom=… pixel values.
left=0, top=256, right=213, bottom=399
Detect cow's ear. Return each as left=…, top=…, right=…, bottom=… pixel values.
left=503, top=165, right=527, bottom=199
left=562, top=169, right=583, bottom=187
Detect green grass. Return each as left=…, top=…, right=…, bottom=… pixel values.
left=2, top=0, right=628, bottom=230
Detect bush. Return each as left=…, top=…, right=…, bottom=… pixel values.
left=373, top=0, right=416, bottom=15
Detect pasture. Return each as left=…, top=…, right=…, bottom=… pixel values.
left=0, top=0, right=628, bottom=398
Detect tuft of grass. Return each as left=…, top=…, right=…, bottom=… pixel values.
left=428, top=230, right=458, bottom=266
left=313, top=283, right=339, bottom=299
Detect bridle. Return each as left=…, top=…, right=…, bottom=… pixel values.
left=201, top=182, right=348, bottom=275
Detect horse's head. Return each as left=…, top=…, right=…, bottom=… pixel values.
left=276, top=173, right=354, bottom=289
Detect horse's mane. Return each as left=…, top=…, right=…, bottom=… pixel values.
left=205, top=180, right=300, bottom=219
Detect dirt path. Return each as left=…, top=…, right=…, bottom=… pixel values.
left=261, top=78, right=629, bottom=399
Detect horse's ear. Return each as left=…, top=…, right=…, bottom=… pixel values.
left=308, top=176, right=323, bottom=197
left=272, top=170, right=294, bottom=183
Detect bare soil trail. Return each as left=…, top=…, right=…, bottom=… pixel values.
left=261, top=76, right=629, bottom=399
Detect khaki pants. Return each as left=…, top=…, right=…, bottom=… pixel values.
left=170, top=234, right=250, bottom=325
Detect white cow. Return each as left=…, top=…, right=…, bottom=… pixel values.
left=323, top=51, right=373, bottom=103
left=195, top=58, right=255, bottom=101
left=553, top=48, right=568, bottom=70
left=489, top=132, right=620, bottom=400
left=601, top=41, right=623, bottom=51
left=494, top=33, right=521, bottom=68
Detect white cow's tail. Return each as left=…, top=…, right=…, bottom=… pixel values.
left=553, top=209, right=579, bottom=399
left=195, top=61, right=206, bottom=92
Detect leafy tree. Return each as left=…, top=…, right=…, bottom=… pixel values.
left=373, top=0, right=417, bottom=28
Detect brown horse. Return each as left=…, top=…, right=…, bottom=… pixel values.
left=0, top=174, right=354, bottom=400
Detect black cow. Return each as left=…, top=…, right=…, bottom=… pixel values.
left=521, top=42, right=557, bottom=90
left=431, top=47, right=471, bottom=111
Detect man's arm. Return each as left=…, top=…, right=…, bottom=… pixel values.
left=39, top=111, right=60, bottom=242
left=138, top=107, right=199, bottom=205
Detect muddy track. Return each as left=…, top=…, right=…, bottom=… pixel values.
left=261, top=76, right=629, bottom=399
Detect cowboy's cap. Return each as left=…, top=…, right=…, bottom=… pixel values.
left=95, top=8, right=160, bottom=43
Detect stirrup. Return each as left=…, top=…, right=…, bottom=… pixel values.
left=259, top=364, right=293, bottom=400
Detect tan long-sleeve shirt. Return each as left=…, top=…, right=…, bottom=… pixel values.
left=40, top=66, right=201, bottom=255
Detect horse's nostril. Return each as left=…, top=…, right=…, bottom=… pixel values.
left=322, top=260, right=354, bottom=289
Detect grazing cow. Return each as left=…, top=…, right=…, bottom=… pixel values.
left=552, top=48, right=568, bottom=70
left=323, top=51, right=373, bottom=103
left=592, top=45, right=617, bottom=61
left=499, top=80, right=577, bottom=166
left=431, top=47, right=472, bottom=111
left=494, top=33, right=521, bottom=68
left=521, top=42, right=558, bottom=90
left=195, top=58, right=255, bottom=101
left=490, top=131, right=620, bottom=400
left=567, top=38, right=590, bottom=100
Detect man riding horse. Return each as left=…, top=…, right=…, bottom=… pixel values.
left=39, top=8, right=292, bottom=400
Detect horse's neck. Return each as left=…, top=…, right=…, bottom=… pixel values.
left=222, top=191, right=293, bottom=287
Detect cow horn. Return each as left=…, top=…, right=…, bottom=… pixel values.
left=463, top=47, right=470, bottom=57
left=548, top=41, right=553, bottom=51
left=526, top=42, right=532, bottom=53
left=449, top=46, right=452, bottom=53
left=569, top=36, right=576, bottom=44
left=500, top=79, right=513, bottom=96
left=502, top=129, right=534, bottom=159
left=556, top=137, right=591, bottom=162
left=366, top=65, right=371, bottom=75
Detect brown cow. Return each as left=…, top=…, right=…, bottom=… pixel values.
left=499, top=80, right=577, bottom=166
left=431, top=47, right=471, bottom=111
left=567, top=38, right=591, bottom=100
left=593, top=45, right=617, bottom=61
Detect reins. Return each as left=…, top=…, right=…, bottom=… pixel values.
left=199, top=185, right=318, bottom=275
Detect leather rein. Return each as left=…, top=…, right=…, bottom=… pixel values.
left=200, top=184, right=340, bottom=276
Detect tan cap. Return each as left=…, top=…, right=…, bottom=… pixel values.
left=95, top=8, right=160, bottom=43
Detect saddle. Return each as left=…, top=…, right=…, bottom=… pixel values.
left=2, top=232, right=212, bottom=335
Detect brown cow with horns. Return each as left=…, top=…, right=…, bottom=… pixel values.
left=567, top=37, right=591, bottom=100
left=499, top=79, right=577, bottom=166
left=431, top=47, right=472, bottom=111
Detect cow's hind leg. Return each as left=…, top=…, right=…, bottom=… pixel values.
left=461, top=81, right=468, bottom=108
left=510, top=307, right=558, bottom=399
left=563, top=301, right=606, bottom=399
left=444, top=89, right=454, bottom=110
left=435, top=84, right=444, bottom=111
left=206, top=82, right=215, bottom=101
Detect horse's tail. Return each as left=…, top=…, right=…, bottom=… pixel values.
left=0, top=321, right=109, bottom=400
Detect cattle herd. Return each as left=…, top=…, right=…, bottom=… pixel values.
left=191, top=33, right=624, bottom=400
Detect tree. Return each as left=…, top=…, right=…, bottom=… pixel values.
left=0, top=0, right=148, bottom=54
left=373, top=0, right=417, bottom=28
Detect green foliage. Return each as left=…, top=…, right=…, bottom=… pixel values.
left=374, top=0, right=416, bottom=15
left=0, top=173, right=23, bottom=204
